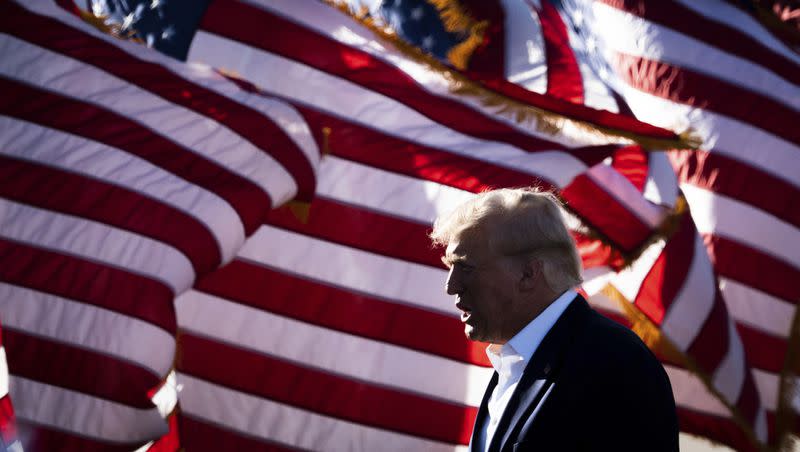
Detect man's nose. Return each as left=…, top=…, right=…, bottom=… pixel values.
left=445, top=267, right=461, bottom=295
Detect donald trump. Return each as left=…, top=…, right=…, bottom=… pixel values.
left=431, top=188, right=678, bottom=452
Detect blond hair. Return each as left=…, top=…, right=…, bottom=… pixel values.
left=430, top=188, right=582, bottom=293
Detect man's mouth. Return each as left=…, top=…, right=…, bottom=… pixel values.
left=456, top=303, right=472, bottom=322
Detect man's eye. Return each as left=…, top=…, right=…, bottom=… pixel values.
left=456, top=262, right=475, bottom=272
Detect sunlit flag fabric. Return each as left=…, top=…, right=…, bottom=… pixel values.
left=67, top=2, right=760, bottom=452
left=0, top=0, right=319, bottom=450
left=561, top=0, right=800, bottom=450
left=73, top=0, right=702, bottom=450
left=381, top=0, right=800, bottom=449
left=175, top=1, right=796, bottom=451
left=5, top=0, right=797, bottom=452
left=65, top=0, right=799, bottom=451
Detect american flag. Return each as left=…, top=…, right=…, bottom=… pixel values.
left=0, top=0, right=318, bottom=450
left=1, top=0, right=798, bottom=451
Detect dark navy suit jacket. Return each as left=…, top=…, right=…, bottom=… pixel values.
left=469, top=295, right=679, bottom=452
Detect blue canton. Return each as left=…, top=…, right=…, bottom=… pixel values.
left=90, top=0, right=211, bottom=60
left=377, top=0, right=466, bottom=65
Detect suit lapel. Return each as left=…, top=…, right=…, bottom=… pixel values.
left=490, top=296, right=591, bottom=452
left=469, top=371, right=498, bottom=452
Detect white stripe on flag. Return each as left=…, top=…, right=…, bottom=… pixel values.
left=318, top=156, right=475, bottom=224
left=11, top=376, right=168, bottom=443
left=0, top=116, right=243, bottom=264
left=615, top=85, right=800, bottom=188
left=242, top=0, right=624, bottom=147
left=0, top=198, right=192, bottom=293
left=661, top=235, right=716, bottom=350
left=711, top=321, right=746, bottom=405
left=0, top=282, right=175, bottom=377
left=682, top=184, right=800, bottom=269
left=188, top=31, right=592, bottom=188
left=176, top=289, right=490, bottom=406
left=178, top=373, right=470, bottom=452
left=586, top=163, right=667, bottom=227
left=238, top=225, right=453, bottom=315
left=0, top=347, right=7, bottom=398
left=719, top=277, right=794, bottom=338
left=671, top=0, right=800, bottom=65
left=664, top=364, right=729, bottom=417
left=0, top=32, right=297, bottom=206
left=610, top=238, right=667, bottom=302
left=591, top=2, right=799, bottom=109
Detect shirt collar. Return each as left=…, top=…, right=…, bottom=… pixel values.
left=486, top=290, right=577, bottom=373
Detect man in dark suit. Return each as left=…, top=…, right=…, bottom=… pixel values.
left=431, top=188, right=678, bottom=452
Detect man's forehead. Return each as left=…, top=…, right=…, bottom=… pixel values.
left=445, top=229, right=489, bottom=257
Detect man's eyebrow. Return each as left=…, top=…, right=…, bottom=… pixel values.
left=441, top=254, right=466, bottom=266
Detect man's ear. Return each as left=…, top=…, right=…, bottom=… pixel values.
left=519, top=257, right=542, bottom=292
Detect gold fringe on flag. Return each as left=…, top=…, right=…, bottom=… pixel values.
left=427, top=0, right=475, bottom=32
left=601, top=284, right=771, bottom=452
left=601, top=285, right=686, bottom=366
left=748, top=1, right=800, bottom=51
left=322, top=0, right=701, bottom=151
left=446, top=21, right=488, bottom=71
left=321, top=126, right=332, bottom=156
left=285, top=200, right=312, bottom=224
left=425, top=0, right=488, bottom=70
left=77, top=8, right=143, bottom=43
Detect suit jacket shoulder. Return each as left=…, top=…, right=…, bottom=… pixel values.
left=475, top=295, right=679, bottom=452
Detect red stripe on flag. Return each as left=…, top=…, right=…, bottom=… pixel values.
left=593, top=297, right=785, bottom=377
left=0, top=76, right=270, bottom=235
left=3, top=329, right=159, bottom=409
left=472, top=74, right=680, bottom=142
left=736, top=324, right=786, bottom=374
left=612, top=145, right=648, bottom=192
left=1, top=0, right=317, bottom=202
left=265, top=197, right=441, bottom=269
left=539, top=0, right=585, bottom=103
left=561, top=174, right=653, bottom=251
left=671, top=150, right=800, bottom=230
left=195, top=259, right=491, bottom=368
left=677, top=406, right=759, bottom=452
left=202, top=0, right=677, bottom=156
left=0, top=238, right=176, bottom=333
left=199, top=0, right=571, bottom=153
left=295, top=105, right=557, bottom=191
left=177, top=332, right=478, bottom=445
left=736, top=370, right=761, bottom=426
left=178, top=415, right=299, bottom=452
left=145, top=412, right=181, bottom=452
left=634, top=213, right=695, bottom=324
left=613, top=53, right=800, bottom=146
left=0, top=396, right=17, bottom=448
left=16, top=420, right=141, bottom=452
left=685, top=291, right=730, bottom=376
left=704, top=234, right=800, bottom=305
left=0, top=155, right=220, bottom=276
left=574, top=233, right=626, bottom=271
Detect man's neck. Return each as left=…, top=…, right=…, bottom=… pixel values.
left=502, top=287, right=564, bottom=343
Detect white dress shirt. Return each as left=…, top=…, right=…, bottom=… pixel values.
left=478, top=290, right=576, bottom=452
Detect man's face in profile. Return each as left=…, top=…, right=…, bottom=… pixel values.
left=443, top=229, right=519, bottom=344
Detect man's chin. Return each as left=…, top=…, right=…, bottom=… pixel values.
left=464, top=325, right=484, bottom=342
